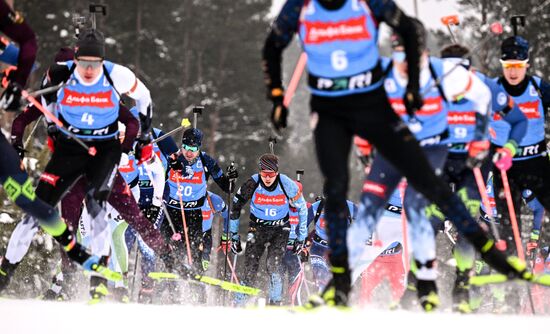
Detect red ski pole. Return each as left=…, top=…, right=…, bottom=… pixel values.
left=500, top=169, right=525, bottom=261
left=21, top=89, right=97, bottom=156
left=473, top=168, right=506, bottom=250
left=283, top=52, right=307, bottom=108
left=175, top=177, right=193, bottom=266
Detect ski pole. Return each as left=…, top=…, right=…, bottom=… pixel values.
left=192, top=105, right=204, bottom=129
left=144, top=166, right=181, bottom=241
left=398, top=181, right=410, bottom=273
left=268, top=136, right=277, bottom=154
left=283, top=52, right=307, bottom=108
left=129, top=242, right=140, bottom=299
left=440, top=15, right=460, bottom=43
left=473, top=168, right=506, bottom=250
left=175, top=177, right=193, bottom=266
left=23, top=115, right=43, bottom=149
left=150, top=118, right=191, bottom=144
left=500, top=169, right=525, bottom=261
left=20, top=89, right=97, bottom=156
left=422, top=21, right=503, bottom=96
left=223, top=161, right=236, bottom=305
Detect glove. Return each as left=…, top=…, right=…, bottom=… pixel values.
left=226, top=164, right=238, bottom=180
left=403, top=85, right=423, bottom=118
left=269, top=88, right=287, bottom=132
left=221, top=233, right=242, bottom=255
left=46, top=123, right=60, bottom=141
left=0, top=81, right=22, bottom=112
left=527, top=230, right=540, bottom=257
left=292, top=239, right=304, bottom=255
left=11, top=140, right=25, bottom=159
left=144, top=205, right=161, bottom=224
left=135, top=134, right=153, bottom=165
left=230, top=235, right=243, bottom=254
left=201, top=253, right=210, bottom=271
left=169, top=154, right=184, bottom=172
left=466, top=140, right=490, bottom=169
left=493, top=142, right=516, bottom=171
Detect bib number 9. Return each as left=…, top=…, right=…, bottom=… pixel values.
left=331, top=50, right=348, bottom=71
left=454, top=127, right=468, bottom=139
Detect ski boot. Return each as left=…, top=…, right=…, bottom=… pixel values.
left=304, top=265, right=350, bottom=309
left=469, top=233, right=532, bottom=281
left=89, top=276, right=109, bottom=305
left=42, top=273, right=68, bottom=301
left=0, top=259, right=18, bottom=293
left=54, top=228, right=122, bottom=282
left=138, top=287, right=154, bottom=304
left=112, top=287, right=130, bottom=303
left=452, top=269, right=471, bottom=313
left=417, top=280, right=440, bottom=312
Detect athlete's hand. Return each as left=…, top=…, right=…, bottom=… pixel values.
left=226, top=164, right=238, bottom=180
left=11, top=137, right=25, bottom=159
left=0, top=81, right=22, bottom=112
left=403, top=86, right=423, bottom=117
left=144, top=205, right=161, bottom=224
left=269, top=88, right=287, bottom=132
left=466, top=140, right=490, bottom=169
left=169, top=154, right=184, bottom=172
left=493, top=147, right=513, bottom=171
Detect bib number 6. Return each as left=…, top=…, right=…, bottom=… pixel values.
left=331, top=50, right=348, bottom=71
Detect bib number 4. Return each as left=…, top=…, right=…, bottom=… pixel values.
left=81, top=113, right=95, bottom=126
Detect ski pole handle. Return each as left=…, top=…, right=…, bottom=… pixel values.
left=151, top=118, right=191, bottom=144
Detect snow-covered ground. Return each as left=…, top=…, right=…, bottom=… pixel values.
left=2, top=298, right=550, bottom=334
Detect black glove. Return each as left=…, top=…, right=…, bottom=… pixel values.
left=0, top=81, right=22, bottom=112
left=293, top=239, right=310, bottom=262
left=269, top=89, right=287, bottom=132
left=144, top=205, right=161, bottom=224
left=134, top=133, right=152, bottom=163
left=231, top=234, right=243, bottom=255
left=169, top=154, right=184, bottom=172
left=11, top=137, right=25, bottom=159
left=46, top=123, right=60, bottom=141
left=403, top=85, right=423, bottom=118
left=226, top=164, right=238, bottom=180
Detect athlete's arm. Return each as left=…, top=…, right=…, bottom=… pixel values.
left=144, top=155, right=165, bottom=207
left=229, top=176, right=257, bottom=234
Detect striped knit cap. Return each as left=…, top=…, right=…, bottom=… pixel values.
left=258, top=153, right=279, bottom=172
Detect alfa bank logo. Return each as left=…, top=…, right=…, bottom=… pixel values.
left=61, top=89, right=114, bottom=108
left=518, top=100, right=541, bottom=119
left=389, top=97, right=442, bottom=116
left=363, top=181, right=386, bottom=197
left=448, top=111, right=476, bottom=125
left=169, top=170, right=203, bottom=184
left=303, top=16, right=371, bottom=44
left=254, top=194, right=287, bottom=206
left=289, top=215, right=299, bottom=225
left=202, top=210, right=212, bottom=221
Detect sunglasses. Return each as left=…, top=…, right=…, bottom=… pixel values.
left=182, top=144, right=199, bottom=152
left=76, top=59, right=103, bottom=69
left=260, top=170, right=277, bottom=178
left=500, top=59, right=528, bottom=69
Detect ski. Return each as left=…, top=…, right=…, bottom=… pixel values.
left=148, top=272, right=261, bottom=296
left=469, top=273, right=550, bottom=287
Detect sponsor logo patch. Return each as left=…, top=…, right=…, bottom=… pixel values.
left=303, top=16, right=371, bottom=44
